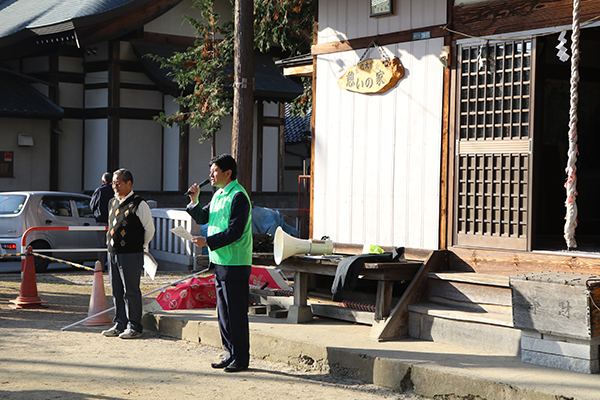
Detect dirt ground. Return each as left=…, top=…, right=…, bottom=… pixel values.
left=0, top=269, right=427, bottom=400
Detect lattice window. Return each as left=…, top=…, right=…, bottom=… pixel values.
left=459, top=41, right=532, bottom=140
left=455, top=39, right=533, bottom=249
left=456, top=153, right=528, bottom=238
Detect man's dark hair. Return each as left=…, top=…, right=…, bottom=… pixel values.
left=102, top=172, right=111, bottom=183
left=114, top=168, right=134, bottom=184
left=210, top=154, right=237, bottom=180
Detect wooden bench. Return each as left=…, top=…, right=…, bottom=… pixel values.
left=252, top=253, right=421, bottom=324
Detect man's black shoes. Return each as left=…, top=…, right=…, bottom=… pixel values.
left=223, top=364, right=248, bottom=373
left=211, top=359, right=233, bottom=369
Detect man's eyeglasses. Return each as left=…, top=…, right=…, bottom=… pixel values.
left=111, top=181, right=125, bottom=188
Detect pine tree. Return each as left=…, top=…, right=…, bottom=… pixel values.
left=149, top=0, right=314, bottom=142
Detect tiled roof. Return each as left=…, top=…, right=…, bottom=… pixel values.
left=284, top=103, right=311, bottom=143
left=0, top=0, right=138, bottom=38
left=0, top=72, right=63, bottom=118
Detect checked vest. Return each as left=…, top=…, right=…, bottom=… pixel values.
left=107, top=194, right=145, bottom=254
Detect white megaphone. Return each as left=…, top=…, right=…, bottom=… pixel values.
left=274, top=226, right=334, bottom=265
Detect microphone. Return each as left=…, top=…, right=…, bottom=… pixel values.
left=184, top=178, right=211, bottom=196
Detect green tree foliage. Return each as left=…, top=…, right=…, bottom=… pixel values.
left=147, top=0, right=234, bottom=142
left=149, top=0, right=314, bottom=142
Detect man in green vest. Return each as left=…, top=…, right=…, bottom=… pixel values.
left=187, top=154, right=252, bottom=372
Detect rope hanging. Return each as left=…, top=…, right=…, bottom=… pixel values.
left=564, top=0, right=581, bottom=249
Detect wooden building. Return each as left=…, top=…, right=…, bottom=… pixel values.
left=0, top=0, right=304, bottom=196
left=308, top=0, right=600, bottom=274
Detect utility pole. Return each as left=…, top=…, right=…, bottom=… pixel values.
left=231, top=0, right=254, bottom=193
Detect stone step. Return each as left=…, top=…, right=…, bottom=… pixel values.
left=427, top=272, right=513, bottom=307
left=428, top=272, right=511, bottom=287
left=408, top=305, right=521, bottom=356
left=408, top=301, right=514, bottom=327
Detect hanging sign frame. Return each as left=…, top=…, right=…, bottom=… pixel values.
left=337, top=42, right=404, bottom=94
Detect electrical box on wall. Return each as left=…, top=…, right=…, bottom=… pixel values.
left=17, top=134, right=33, bottom=147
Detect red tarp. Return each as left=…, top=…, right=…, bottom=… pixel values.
left=155, top=266, right=289, bottom=310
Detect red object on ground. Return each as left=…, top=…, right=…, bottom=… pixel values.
left=83, top=261, right=112, bottom=326
left=156, top=275, right=218, bottom=310
left=249, top=266, right=290, bottom=290
left=10, top=246, right=47, bottom=309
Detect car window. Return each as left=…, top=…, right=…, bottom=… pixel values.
left=0, top=195, right=26, bottom=215
left=74, top=198, right=94, bottom=218
left=42, top=196, right=72, bottom=217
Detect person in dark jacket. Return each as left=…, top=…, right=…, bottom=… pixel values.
left=186, top=154, right=252, bottom=372
left=90, top=172, right=113, bottom=269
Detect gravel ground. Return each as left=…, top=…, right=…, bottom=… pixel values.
left=0, top=270, right=428, bottom=400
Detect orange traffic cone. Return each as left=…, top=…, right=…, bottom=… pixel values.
left=9, top=246, right=47, bottom=309
left=83, top=261, right=112, bottom=326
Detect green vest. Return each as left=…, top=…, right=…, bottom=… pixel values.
left=207, top=180, right=252, bottom=265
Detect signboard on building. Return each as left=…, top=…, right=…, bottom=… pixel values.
left=337, top=57, right=404, bottom=94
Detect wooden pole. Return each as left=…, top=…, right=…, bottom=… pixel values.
left=231, top=0, right=254, bottom=194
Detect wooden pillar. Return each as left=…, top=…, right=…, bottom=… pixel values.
left=107, top=40, right=120, bottom=173
left=49, top=54, right=59, bottom=190
left=256, top=101, right=263, bottom=191
left=278, top=102, right=285, bottom=192
left=179, top=106, right=190, bottom=192
left=231, top=0, right=254, bottom=194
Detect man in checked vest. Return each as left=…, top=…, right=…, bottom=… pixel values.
left=101, top=168, right=155, bottom=339
left=186, top=154, right=252, bottom=372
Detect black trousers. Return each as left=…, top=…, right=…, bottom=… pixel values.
left=215, top=276, right=250, bottom=367
left=108, top=252, right=144, bottom=332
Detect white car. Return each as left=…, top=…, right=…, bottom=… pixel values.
left=0, top=191, right=101, bottom=272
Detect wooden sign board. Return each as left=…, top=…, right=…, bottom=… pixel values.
left=338, top=57, right=404, bottom=94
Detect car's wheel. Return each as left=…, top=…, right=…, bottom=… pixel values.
left=29, top=240, right=51, bottom=273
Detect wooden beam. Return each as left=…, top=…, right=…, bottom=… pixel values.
left=278, top=102, right=285, bottom=192
left=449, top=247, right=600, bottom=276
left=283, top=65, right=313, bottom=77
left=179, top=106, right=189, bottom=193
left=312, top=25, right=448, bottom=56
left=370, top=250, right=448, bottom=341
left=453, top=0, right=600, bottom=38
left=107, top=40, right=120, bottom=173
left=256, top=102, right=264, bottom=192
left=49, top=53, right=59, bottom=191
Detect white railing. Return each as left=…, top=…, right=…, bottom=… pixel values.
left=150, top=208, right=200, bottom=270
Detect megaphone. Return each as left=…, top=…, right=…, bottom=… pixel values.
left=274, top=226, right=334, bottom=265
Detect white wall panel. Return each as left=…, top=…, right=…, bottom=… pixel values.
left=84, top=119, right=108, bottom=190
left=318, top=0, right=446, bottom=44
left=59, top=56, right=83, bottom=73
left=313, top=37, right=444, bottom=249
left=119, top=120, right=161, bottom=191
left=121, top=71, right=154, bottom=85
left=85, top=71, right=107, bottom=85
left=120, top=88, right=162, bottom=109
left=59, top=82, right=83, bottom=108
left=0, top=119, right=51, bottom=191
left=145, top=0, right=231, bottom=37
left=262, top=126, right=279, bottom=192
left=85, top=88, right=108, bottom=108
left=57, top=119, right=84, bottom=193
